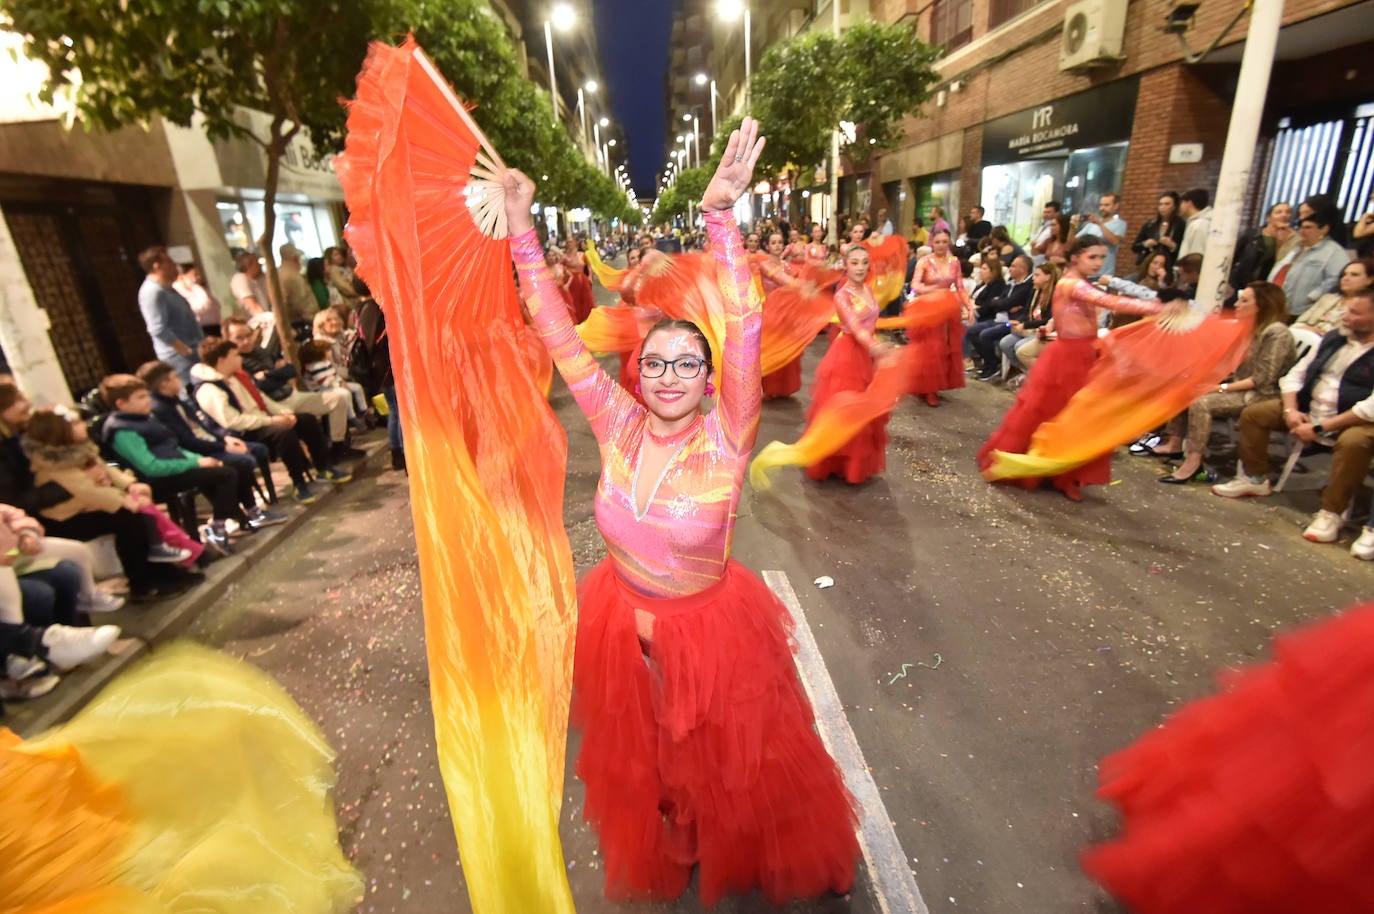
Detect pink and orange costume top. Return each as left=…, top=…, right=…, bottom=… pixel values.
left=512, top=211, right=760, bottom=598
left=805, top=280, right=886, bottom=483
left=513, top=210, right=858, bottom=908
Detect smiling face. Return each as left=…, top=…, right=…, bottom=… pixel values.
left=639, top=326, right=711, bottom=424
left=1267, top=202, right=1292, bottom=230
left=844, top=247, right=871, bottom=285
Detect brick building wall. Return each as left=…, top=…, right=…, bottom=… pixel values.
left=861, top=0, right=1368, bottom=236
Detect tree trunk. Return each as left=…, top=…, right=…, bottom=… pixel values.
left=259, top=117, right=296, bottom=365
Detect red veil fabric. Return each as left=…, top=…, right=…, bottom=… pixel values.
left=335, top=37, right=576, bottom=913
left=1083, top=601, right=1374, bottom=914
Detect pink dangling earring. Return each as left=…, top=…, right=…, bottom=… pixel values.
left=634, top=382, right=642, bottom=396
left=705, top=381, right=716, bottom=397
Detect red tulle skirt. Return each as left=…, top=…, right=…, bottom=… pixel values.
left=762, top=356, right=803, bottom=399
left=1082, top=602, right=1374, bottom=914
left=977, top=337, right=1110, bottom=492
left=568, top=272, right=596, bottom=324
left=573, top=559, right=860, bottom=908
left=805, top=333, right=887, bottom=484
left=905, top=309, right=966, bottom=396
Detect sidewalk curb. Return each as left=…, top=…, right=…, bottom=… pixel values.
left=8, top=440, right=393, bottom=738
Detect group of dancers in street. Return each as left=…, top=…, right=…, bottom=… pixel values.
left=7, top=42, right=1370, bottom=914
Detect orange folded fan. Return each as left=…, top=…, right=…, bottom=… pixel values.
left=985, top=312, right=1253, bottom=481
left=335, top=37, right=577, bottom=914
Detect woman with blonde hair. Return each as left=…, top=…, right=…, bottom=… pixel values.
left=1154, top=281, right=1297, bottom=483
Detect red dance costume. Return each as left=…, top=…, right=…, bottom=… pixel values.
left=756, top=253, right=804, bottom=398
left=805, top=281, right=887, bottom=484
left=1083, top=602, right=1374, bottom=914
left=977, top=277, right=1160, bottom=495
left=516, top=211, right=859, bottom=907
left=907, top=254, right=968, bottom=401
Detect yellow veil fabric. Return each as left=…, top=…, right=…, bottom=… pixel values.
left=335, top=38, right=577, bottom=914
left=1, top=643, right=360, bottom=914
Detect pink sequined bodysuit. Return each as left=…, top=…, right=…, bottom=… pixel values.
left=835, top=282, right=879, bottom=345
left=514, top=211, right=761, bottom=599
left=1051, top=277, right=1162, bottom=338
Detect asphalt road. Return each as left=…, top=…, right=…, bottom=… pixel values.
left=182, top=274, right=1371, bottom=914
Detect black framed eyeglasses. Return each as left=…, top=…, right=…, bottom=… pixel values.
left=637, top=356, right=706, bottom=380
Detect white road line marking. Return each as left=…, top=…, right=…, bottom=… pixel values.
left=764, top=569, right=929, bottom=914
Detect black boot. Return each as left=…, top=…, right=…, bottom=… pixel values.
left=390, top=448, right=406, bottom=472
left=332, top=439, right=367, bottom=462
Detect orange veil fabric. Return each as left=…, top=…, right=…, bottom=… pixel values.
left=983, top=314, right=1253, bottom=481
left=864, top=234, right=908, bottom=309
left=336, top=38, right=577, bottom=914
left=750, top=291, right=963, bottom=488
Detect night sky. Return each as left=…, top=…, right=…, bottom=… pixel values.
left=592, top=0, right=674, bottom=198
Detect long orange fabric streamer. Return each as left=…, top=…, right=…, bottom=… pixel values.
left=865, top=234, right=908, bottom=308
left=750, top=291, right=963, bottom=488
left=336, top=38, right=577, bottom=914
left=984, top=314, right=1253, bottom=480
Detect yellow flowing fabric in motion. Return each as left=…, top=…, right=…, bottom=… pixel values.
left=865, top=234, right=908, bottom=309
left=576, top=304, right=644, bottom=353
left=0, top=643, right=360, bottom=914
left=584, top=241, right=625, bottom=291
left=335, top=38, right=577, bottom=914
left=750, top=292, right=963, bottom=489
left=985, top=313, right=1253, bottom=480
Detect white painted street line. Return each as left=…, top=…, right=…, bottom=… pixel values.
left=764, top=569, right=929, bottom=914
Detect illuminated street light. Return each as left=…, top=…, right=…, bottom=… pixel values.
left=715, top=1, right=751, bottom=108
left=543, top=4, right=577, bottom=127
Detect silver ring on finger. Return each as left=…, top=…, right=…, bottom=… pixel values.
left=734, top=155, right=744, bottom=161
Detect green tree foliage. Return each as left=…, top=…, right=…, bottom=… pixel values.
left=749, top=21, right=941, bottom=169
left=649, top=164, right=712, bottom=224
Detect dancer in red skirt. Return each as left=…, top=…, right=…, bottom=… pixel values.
left=805, top=245, right=892, bottom=484
left=976, top=236, right=1171, bottom=500
left=907, top=229, right=967, bottom=406
left=1083, top=600, right=1374, bottom=914
left=505, top=119, right=859, bottom=907
left=756, top=230, right=804, bottom=399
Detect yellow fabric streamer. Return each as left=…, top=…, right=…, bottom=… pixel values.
left=584, top=241, right=625, bottom=290
left=336, top=38, right=577, bottom=914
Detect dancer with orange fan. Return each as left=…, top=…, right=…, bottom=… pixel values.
left=977, top=237, right=1196, bottom=501
left=335, top=38, right=578, bottom=914
left=907, top=227, right=969, bottom=406
left=509, top=119, right=859, bottom=908
left=1082, top=600, right=1374, bottom=914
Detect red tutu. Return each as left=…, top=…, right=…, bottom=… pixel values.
left=762, top=356, right=803, bottom=399
left=905, top=307, right=966, bottom=396
left=572, top=559, right=860, bottom=908
left=568, top=271, right=596, bottom=324
left=805, top=333, right=887, bottom=484
left=977, top=337, right=1109, bottom=492
left=1083, top=602, right=1374, bottom=914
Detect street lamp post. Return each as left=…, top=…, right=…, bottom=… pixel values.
left=694, top=73, right=718, bottom=140
left=543, top=3, right=575, bottom=128
left=577, top=79, right=597, bottom=148
left=716, top=0, right=750, bottom=110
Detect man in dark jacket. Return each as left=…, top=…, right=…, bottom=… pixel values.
left=968, top=255, right=1034, bottom=380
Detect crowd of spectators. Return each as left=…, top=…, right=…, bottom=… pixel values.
left=0, top=239, right=401, bottom=713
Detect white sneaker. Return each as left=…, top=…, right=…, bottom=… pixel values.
left=84, top=590, right=127, bottom=613
left=0, top=672, right=60, bottom=701
left=1302, top=509, right=1343, bottom=543
left=1350, top=527, right=1374, bottom=560
left=40, top=624, right=120, bottom=669
left=1211, top=476, right=1273, bottom=498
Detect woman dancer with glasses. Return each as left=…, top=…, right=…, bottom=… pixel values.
left=503, top=118, right=858, bottom=907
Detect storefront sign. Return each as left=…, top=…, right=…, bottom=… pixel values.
left=981, top=78, right=1139, bottom=166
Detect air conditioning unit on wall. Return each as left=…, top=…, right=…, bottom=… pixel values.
left=1059, top=0, right=1128, bottom=71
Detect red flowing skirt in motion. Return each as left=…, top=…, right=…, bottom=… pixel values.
left=977, top=337, right=1110, bottom=492
left=805, top=332, right=887, bottom=484
left=905, top=304, right=966, bottom=397
left=573, top=559, right=860, bottom=908
left=762, top=355, right=803, bottom=399
left=567, top=271, right=596, bottom=324
left=1082, top=602, right=1374, bottom=914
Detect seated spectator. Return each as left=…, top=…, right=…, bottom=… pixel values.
left=221, top=317, right=357, bottom=459
left=1274, top=211, right=1352, bottom=316
left=191, top=338, right=351, bottom=504
left=0, top=503, right=125, bottom=619
left=1126, top=250, right=1174, bottom=289
left=1, top=377, right=187, bottom=602
left=99, top=375, right=251, bottom=557
left=1173, top=253, right=1203, bottom=299
left=961, top=257, right=1007, bottom=370
left=1213, top=289, right=1374, bottom=544
left=998, top=262, right=1059, bottom=382
left=985, top=225, right=1027, bottom=268
left=1, top=506, right=119, bottom=702
left=1153, top=282, right=1296, bottom=483
left=967, top=255, right=1033, bottom=380
left=299, top=340, right=367, bottom=431
left=22, top=407, right=203, bottom=567
left=1293, top=258, right=1373, bottom=336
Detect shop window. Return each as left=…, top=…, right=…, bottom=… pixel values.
left=1263, top=106, right=1373, bottom=226
left=989, top=0, right=1049, bottom=30
left=931, top=0, right=973, bottom=51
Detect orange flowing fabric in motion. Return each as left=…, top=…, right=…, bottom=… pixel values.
left=335, top=38, right=577, bottom=914
left=983, top=313, right=1252, bottom=481
left=750, top=291, right=962, bottom=488
left=864, top=233, right=908, bottom=309
left=576, top=304, right=644, bottom=354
